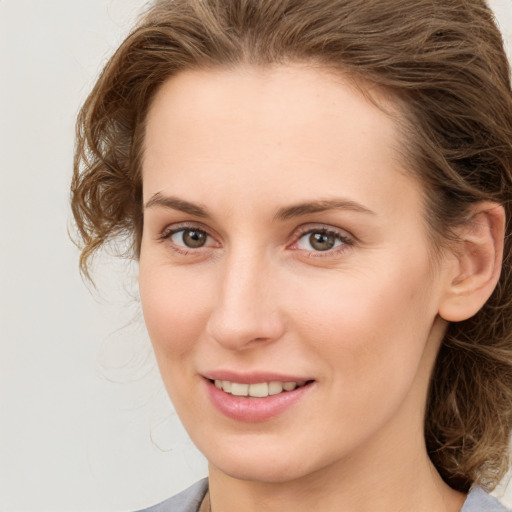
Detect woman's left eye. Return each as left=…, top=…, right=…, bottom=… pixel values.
left=294, top=229, right=351, bottom=252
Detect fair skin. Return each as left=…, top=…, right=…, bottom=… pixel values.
left=138, top=64, right=503, bottom=512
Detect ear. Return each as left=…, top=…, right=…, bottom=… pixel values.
left=438, top=202, right=505, bottom=322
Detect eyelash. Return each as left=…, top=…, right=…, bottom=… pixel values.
left=157, top=223, right=354, bottom=257
left=158, top=223, right=215, bottom=255
left=290, top=226, right=354, bottom=256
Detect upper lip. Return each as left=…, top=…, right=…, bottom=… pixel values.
left=202, top=370, right=314, bottom=384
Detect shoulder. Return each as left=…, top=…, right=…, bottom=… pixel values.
left=133, top=480, right=511, bottom=512
left=134, top=479, right=209, bottom=512
left=461, top=486, right=510, bottom=512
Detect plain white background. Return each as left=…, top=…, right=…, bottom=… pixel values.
left=1, top=1, right=511, bottom=511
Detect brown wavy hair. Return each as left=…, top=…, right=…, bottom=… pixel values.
left=71, top=0, right=512, bottom=492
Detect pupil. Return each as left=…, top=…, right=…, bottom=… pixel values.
left=183, top=230, right=206, bottom=248
left=310, top=232, right=334, bottom=251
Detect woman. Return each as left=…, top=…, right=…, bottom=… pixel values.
left=71, top=0, right=512, bottom=510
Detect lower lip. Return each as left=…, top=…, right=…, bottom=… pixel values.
left=204, top=379, right=313, bottom=422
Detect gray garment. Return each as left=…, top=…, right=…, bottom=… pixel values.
left=461, top=486, right=510, bottom=512
left=135, top=479, right=208, bottom=512
left=136, top=479, right=510, bottom=512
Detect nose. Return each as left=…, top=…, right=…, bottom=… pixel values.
left=206, top=250, right=285, bottom=351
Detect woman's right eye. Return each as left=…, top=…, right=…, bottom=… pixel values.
left=161, top=227, right=214, bottom=250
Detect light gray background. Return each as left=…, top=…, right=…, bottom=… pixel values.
left=1, top=1, right=511, bottom=511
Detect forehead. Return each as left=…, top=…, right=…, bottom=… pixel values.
left=144, top=64, right=401, bottom=156
left=142, top=64, right=419, bottom=215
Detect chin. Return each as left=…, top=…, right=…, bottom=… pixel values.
left=212, top=456, right=311, bottom=484
left=196, top=432, right=337, bottom=485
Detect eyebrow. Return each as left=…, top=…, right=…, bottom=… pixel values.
left=144, top=193, right=375, bottom=220
left=274, top=199, right=375, bottom=221
left=144, top=193, right=209, bottom=217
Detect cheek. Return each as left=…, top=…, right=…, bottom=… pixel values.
left=138, top=263, right=211, bottom=361
left=309, top=278, right=436, bottom=441
left=292, top=258, right=438, bottom=385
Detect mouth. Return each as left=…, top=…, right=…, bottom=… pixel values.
left=205, top=376, right=315, bottom=422
left=210, top=379, right=311, bottom=398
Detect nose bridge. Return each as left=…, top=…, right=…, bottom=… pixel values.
left=206, top=245, right=283, bottom=350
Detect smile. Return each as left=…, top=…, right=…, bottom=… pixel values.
left=206, top=377, right=314, bottom=422
left=213, top=380, right=308, bottom=398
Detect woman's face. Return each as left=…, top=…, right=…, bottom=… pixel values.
left=139, top=65, right=452, bottom=483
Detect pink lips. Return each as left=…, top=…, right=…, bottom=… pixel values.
left=203, top=372, right=314, bottom=423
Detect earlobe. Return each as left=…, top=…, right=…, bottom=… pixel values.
left=438, top=202, right=505, bottom=322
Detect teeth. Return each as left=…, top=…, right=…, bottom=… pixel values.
left=231, top=382, right=249, bottom=396
left=268, top=381, right=283, bottom=395
left=213, top=379, right=307, bottom=397
left=249, top=382, right=268, bottom=397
